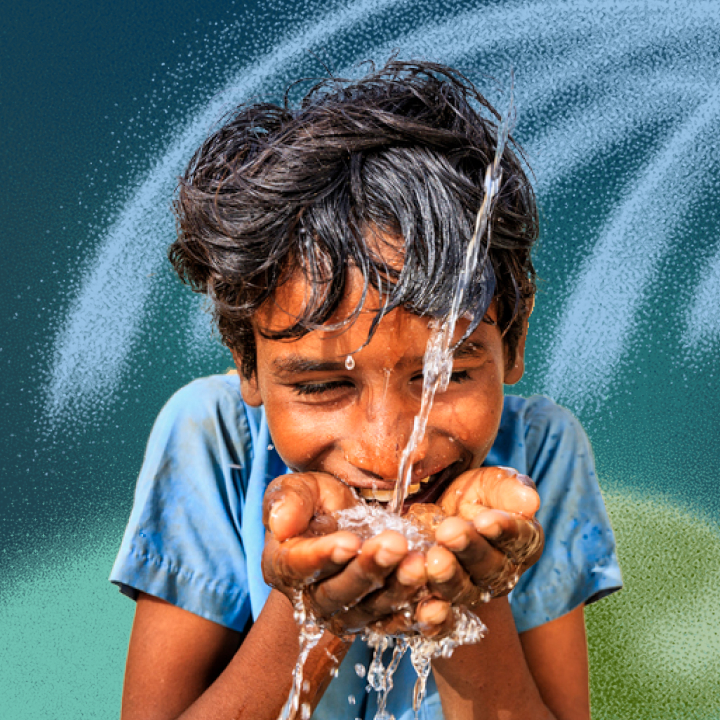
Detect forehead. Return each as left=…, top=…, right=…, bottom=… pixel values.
left=258, top=227, right=425, bottom=332
left=257, top=265, right=400, bottom=337
left=254, top=266, right=499, bottom=365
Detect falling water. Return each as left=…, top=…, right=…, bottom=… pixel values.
left=279, top=592, right=327, bottom=720
left=390, top=88, right=513, bottom=513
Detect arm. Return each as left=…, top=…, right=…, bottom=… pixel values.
left=122, top=590, right=351, bottom=720
left=520, top=604, right=590, bottom=719
left=432, top=602, right=589, bottom=720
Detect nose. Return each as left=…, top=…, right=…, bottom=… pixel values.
left=342, top=398, right=428, bottom=482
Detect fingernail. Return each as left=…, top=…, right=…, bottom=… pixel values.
left=437, top=526, right=468, bottom=551
left=473, top=513, right=502, bottom=539
left=516, top=473, right=536, bottom=489
left=419, top=600, right=449, bottom=625
left=428, top=555, right=455, bottom=583
left=375, top=547, right=405, bottom=568
left=269, top=500, right=285, bottom=525
left=331, top=543, right=358, bottom=564
left=396, top=565, right=422, bottom=586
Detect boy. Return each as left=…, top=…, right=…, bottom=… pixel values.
left=111, top=60, right=621, bottom=719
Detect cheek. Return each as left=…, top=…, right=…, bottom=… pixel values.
left=447, top=387, right=504, bottom=451
left=263, top=401, right=336, bottom=470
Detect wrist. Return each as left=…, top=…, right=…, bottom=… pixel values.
left=300, top=631, right=354, bottom=709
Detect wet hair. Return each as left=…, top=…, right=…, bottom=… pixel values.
left=170, top=59, right=538, bottom=378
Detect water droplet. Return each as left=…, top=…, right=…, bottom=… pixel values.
left=301, top=702, right=311, bottom=720
left=345, top=354, right=355, bottom=370
left=302, top=680, right=310, bottom=693
left=348, top=694, right=356, bottom=705
left=267, top=443, right=274, bottom=451
left=331, top=666, right=339, bottom=677
left=355, top=663, right=366, bottom=678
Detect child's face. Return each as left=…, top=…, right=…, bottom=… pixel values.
left=238, top=268, right=526, bottom=505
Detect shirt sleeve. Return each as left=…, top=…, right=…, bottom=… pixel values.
left=109, top=374, right=255, bottom=632
left=502, top=396, right=623, bottom=633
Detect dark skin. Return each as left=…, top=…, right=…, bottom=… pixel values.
left=244, top=269, right=543, bottom=639
left=121, top=261, right=591, bottom=719
left=261, top=467, right=544, bottom=636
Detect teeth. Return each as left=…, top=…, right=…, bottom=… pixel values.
left=360, top=488, right=394, bottom=502
left=420, top=476, right=431, bottom=484
left=360, top=482, right=422, bottom=502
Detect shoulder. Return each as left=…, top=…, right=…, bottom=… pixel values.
left=135, top=372, right=266, bottom=497
left=490, top=395, right=588, bottom=477
left=501, top=394, right=583, bottom=436
left=152, top=373, right=258, bottom=448
left=161, top=372, right=247, bottom=422
left=111, top=374, right=265, bottom=630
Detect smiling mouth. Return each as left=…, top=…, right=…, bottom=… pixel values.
left=359, top=461, right=464, bottom=507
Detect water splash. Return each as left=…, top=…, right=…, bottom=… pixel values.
left=344, top=506, right=488, bottom=715
left=280, top=505, right=488, bottom=720
left=279, top=591, right=327, bottom=720
left=542, top=89, right=720, bottom=410
left=47, top=0, right=720, bottom=425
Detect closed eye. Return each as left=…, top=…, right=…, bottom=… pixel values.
left=411, top=370, right=472, bottom=384
left=292, top=379, right=353, bottom=396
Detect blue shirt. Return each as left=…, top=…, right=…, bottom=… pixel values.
left=111, top=373, right=622, bottom=719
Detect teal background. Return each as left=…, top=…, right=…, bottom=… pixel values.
left=1, top=1, right=719, bottom=717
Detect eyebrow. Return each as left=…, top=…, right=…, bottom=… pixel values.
left=453, top=340, right=490, bottom=359
left=272, top=340, right=488, bottom=375
left=272, top=356, right=348, bottom=375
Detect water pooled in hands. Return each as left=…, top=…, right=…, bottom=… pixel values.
left=280, top=91, right=514, bottom=720
left=337, top=504, right=488, bottom=716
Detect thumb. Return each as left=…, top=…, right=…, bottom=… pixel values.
left=459, top=466, right=540, bottom=518
left=262, top=475, right=318, bottom=541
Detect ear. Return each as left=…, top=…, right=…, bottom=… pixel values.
left=504, top=323, right=527, bottom=385
left=232, top=350, right=263, bottom=407
left=239, top=373, right=263, bottom=406
left=504, top=298, right=533, bottom=385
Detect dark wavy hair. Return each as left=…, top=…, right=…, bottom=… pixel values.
left=170, top=59, right=538, bottom=378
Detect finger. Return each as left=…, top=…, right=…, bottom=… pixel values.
left=331, top=552, right=428, bottom=635
left=305, top=530, right=409, bottom=619
left=426, top=544, right=486, bottom=607
left=440, top=467, right=540, bottom=519
left=263, top=531, right=362, bottom=587
left=471, top=509, right=544, bottom=567
left=435, top=517, right=506, bottom=591
left=263, top=472, right=358, bottom=541
left=359, top=551, right=427, bottom=617
left=415, top=597, right=454, bottom=637
left=263, top=476, right=317, bottom=540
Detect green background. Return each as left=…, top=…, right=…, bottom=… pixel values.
left=2, top=1, right=719, bottom=717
